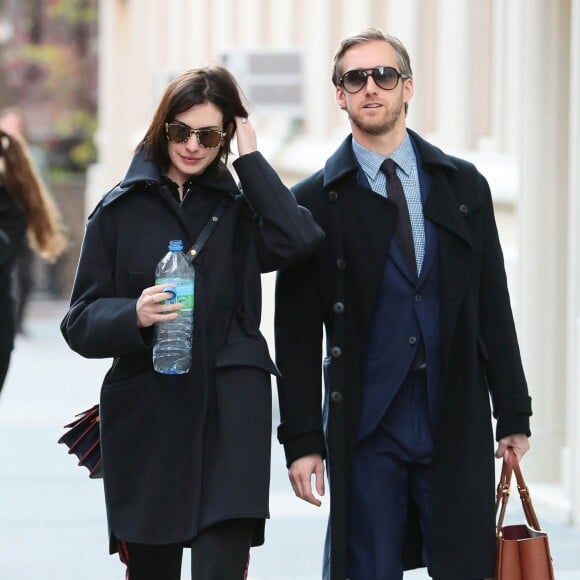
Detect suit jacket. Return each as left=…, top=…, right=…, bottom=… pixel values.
left=275, top=129, right=532, bottom=579
left=357, top=145, right=442, bottom=440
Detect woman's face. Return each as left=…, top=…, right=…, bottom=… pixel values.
left=165, top=102, right=226, bottom=184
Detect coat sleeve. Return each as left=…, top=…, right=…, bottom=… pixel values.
left=477, top=174, right=532, bottom=440
left=274, top=242, right=328, bottom=467
left=232, top=152, right=324, bottom=272
left=60, top=205, right=153, bottom=358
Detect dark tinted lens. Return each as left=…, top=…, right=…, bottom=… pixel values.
left=342, top=70, right=368, bottom=92
left=197, top=129, right=223, bottom=149
left=166, top=123, right=191, bottom=143
left=373, top=67, right=399, bottom=90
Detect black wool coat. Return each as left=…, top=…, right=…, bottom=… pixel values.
left=274, top=130, right=532, bottom=580
left=60, top=149, right=324, bottom=552
left=0, top=185, right=26, bottom=355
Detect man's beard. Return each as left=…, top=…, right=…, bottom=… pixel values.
left=348, top=103, right=403, bottom=136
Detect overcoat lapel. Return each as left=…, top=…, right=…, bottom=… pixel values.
left=322, top=139, right=398, bottom=351
left=423, top=171, right=475, bottom=364
left=332, top=176, right=398, bottom=351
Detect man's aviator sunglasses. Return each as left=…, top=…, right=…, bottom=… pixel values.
left=165, top=121, right=226, bottom=149
left=338, top=66, right=409, bottom=94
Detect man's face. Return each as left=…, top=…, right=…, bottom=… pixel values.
left=335, top=40, right=413, bottom=138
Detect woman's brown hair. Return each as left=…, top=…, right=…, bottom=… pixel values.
left=0, top=130, right=67, bottom=262
left=141, top=66, right=249, bottom=169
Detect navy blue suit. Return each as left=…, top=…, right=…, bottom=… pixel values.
left=347, top=145, right=441, bottom=579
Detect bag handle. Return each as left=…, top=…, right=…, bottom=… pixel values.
left=495, top=450, right=543, bottom=534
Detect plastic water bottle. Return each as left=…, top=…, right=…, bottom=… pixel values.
left=153, top=240, right=195, bottom=374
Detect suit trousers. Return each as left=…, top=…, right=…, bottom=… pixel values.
left=125, top=518, right=254, bottom=580
left=347, top=369, right=433, bottom=580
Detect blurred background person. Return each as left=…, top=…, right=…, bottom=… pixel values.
left=0, top=106, right=52, bottom=335
left=0, top=127, right=66, bottom=395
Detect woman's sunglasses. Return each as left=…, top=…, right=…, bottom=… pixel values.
left=165, top=121, right=226, bottom=149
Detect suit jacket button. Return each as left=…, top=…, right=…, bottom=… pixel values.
left=459, top=204, right=469, bottom=214
left=330, top=391, right=343, bottom=403
left=333, top=302, right=345, bottom=314
left=328, top=190, right=338, bottom=202
left=331, top=346, right=342, bottom=358
left=336, top=257, right=347, bottom=270
left=409, top=336, right=417, bottom=345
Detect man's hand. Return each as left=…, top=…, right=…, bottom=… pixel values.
left=288, top=453, right=325, bottom=506
left=495, top=433, right=530, bottom=462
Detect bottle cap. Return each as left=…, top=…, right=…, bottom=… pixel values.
left=168, top=240, right=183, bottom=251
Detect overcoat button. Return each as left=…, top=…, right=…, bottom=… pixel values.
left=328, top=190, right=338, bottom=202
left=331, top=346, right=342, bottom=358
left=330, top=391, right=343, bottom=403
left=336, top=257, right=347, bottom=270
left=408, top=336, right=417, bottom=345
left=414, top=294, right=423, bottom=302
left=333, top=302, right=345, bottom=314
left=459, top=204, right=469, bottom=214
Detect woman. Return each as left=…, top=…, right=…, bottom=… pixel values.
left=60, top=66, right=324, bottom=580
left=0, top=129, right=66, bottom=393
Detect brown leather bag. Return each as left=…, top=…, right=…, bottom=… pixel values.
left=495, top=451, right=555, bottom=579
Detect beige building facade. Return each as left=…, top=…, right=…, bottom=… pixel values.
left=91, top=0, right=580, bottom=525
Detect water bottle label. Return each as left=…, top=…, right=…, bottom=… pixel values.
left=174, top=282, right=194, bottom=313
left=156, top=278, right=194, bottom=313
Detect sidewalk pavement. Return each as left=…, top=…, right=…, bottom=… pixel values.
left=1, top=299, right=579, bottom=580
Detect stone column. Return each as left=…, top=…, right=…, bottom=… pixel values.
left=87, top=0, right=133, bottom=210
left=434, top=0, right=474, bottom=148
left=491, top=0, right=523, bottom=155
left=518, top=0, right=570, bottom=484
left=567, top=0, right=580, bottom=525
left=303, top=0, right=332, bottom=136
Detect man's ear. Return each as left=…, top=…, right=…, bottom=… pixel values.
left=335, top=86, right=347, bottom=110
left=403, top=77, right=414, bottom=107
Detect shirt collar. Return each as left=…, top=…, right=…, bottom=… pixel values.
left=352, top=131, right=415, bottom=180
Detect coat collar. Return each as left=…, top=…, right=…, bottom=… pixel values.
left=322, top=129, right=458, bottom=190
left=102, top=147, right=240, bottom=207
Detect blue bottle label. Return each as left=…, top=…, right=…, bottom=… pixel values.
left=156, top=278, right=194, bottom=313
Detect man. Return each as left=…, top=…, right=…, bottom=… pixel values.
left=274, top=29, right=532, bottom=580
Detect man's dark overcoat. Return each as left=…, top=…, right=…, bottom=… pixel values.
left=60, top=149, right=323, bottom=552
left=275, top=130, right=532, bottom=579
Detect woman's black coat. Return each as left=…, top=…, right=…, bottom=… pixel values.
left=275, top=130, right=532, bottom=579
left=60, top=149, right=323, bottom=551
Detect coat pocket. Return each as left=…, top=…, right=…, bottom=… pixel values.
left=215, top=339, right=280, bottom=376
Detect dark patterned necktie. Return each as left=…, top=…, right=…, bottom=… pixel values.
left=381, top=158, right=417, bottom=277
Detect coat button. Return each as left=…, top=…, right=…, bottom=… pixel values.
left=336, top=257, right=347, bottom=270
left=414, top=294, right=423, bottom=302
left=333, top=302, right=345, bottom=314
left=330, top=391, right=343, bottom=403
left=331, top=346, right=342, bottom=359
left=459, top=204, right=468, bottom=214
left=408, top=336, right=417, bottom=345
left=328, top=190, right=338, bottom=202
